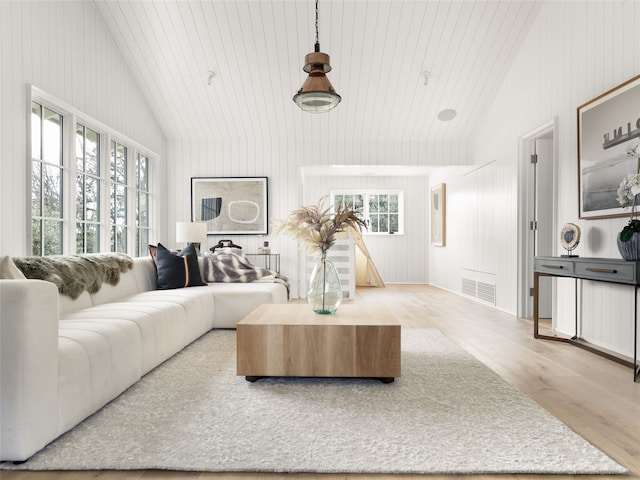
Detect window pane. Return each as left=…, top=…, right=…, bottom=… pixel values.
left=389, top=194, right=398, bottom=213
left=31, top=102, right=42, bottom=160
left=116, top=144, right=127, bottom=184
left=76, top=223, right=85, bottom=252
left=116, top=185, right=127, bottom=222
left=32, top=219, right=42, bottom=256
left=42, top=108, right=62, bottom=165
left=137, top=154, right=148, bottom=190
left=110, top=140, right=116, bottom=181
left=43, top=220, right=62, bottom=255
left=76, top=174, right=85, bottom=220
left=138, top=192, right=148, bottom=227
left=86, top=223, right=99, bottom=253
left=379, top=214, right=388, bottom=232
left=76, top=125, right=85, bottom=172
left=370, top=214, right=379, bottom=232
left=31, top=161, right=41, bottom=216
left=354, top=195, right=364, bottom=211
left=369, top=195, right=379, bottom=213
left=136, top=228, right=149, bottom=257
left=86, top=128, right=99, bottom=176
left=379, top=195, right=389, bottom=212
left=86, top=177, right=99, bottom=222
left=112, top=225, right=127, bottom=253
left=43, top=164, right=62, bottom=217
left=390, top=214, right=399, bottom=233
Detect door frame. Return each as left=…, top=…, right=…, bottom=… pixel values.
left=517, top=119, right=558, bottom=319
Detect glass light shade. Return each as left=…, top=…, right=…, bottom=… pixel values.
left=293, top=51, right=341, bottom=113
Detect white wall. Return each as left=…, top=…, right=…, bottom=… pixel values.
left=433, top=0, right=640, bottom=356
left=0, top=0, right=166, bottom=256
left=166, top=138, right=471, bottom=297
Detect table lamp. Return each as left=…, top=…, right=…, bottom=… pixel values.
left=176, top=221, right=207, bottom=254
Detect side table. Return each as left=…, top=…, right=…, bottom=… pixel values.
left=245, top=253, right=280, bottom=273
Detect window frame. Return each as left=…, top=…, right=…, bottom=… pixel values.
left=29, top=86, right=157, bottom=256
left=330, top=190, right=405, bottom=235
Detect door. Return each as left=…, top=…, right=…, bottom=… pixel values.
left=533, top=138, right=554, bottom=319
left=522, top=126, right=555, bottom=319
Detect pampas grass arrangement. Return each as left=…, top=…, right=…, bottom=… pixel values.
left=274, top=197, right=367, bottom=257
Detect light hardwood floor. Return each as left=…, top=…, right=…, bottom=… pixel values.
left=4, top=284, right=639, bottom=480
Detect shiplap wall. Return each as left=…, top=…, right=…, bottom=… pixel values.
left=438, top=0, right=640, bottom=357
left=166, top=139, right=469, bottom=297
left=0, top=1, right=166, bottom=256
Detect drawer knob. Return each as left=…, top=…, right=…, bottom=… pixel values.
left=541, top=264, right=564, bottom=269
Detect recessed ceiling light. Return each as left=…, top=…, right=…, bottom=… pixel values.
left=438, top=109, right=457, bottom=121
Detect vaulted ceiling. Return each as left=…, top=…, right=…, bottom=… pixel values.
left=94, top=0, right=541, bottom=144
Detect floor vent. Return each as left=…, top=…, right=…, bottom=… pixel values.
left=462, top=270, right=496, bottom=305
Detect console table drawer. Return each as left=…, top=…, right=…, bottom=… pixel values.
left=534, top=258, right=574, bottom=276
left=575, top=261, right=638, bottom=284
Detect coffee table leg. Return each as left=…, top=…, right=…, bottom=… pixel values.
left=245, top=376, right=265, bottom=382
left=379, top=377, right=394, bottom=384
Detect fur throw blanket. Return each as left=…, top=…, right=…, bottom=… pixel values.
left=13, top=253, right=133, bottom=299
left=202, top=248, right=290, bottom=297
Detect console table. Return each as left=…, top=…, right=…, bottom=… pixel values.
left=245, top=253, right=280, bottom=273
left=534, top=256, right=640, bottom=382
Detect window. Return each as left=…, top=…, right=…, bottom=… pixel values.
left=135, top=153, right=150, bottom=257
left=31, top=102, right=64, bottom=255
left=30, top=91, right=154, bottom=257
left=110, top=141, right=129, bottom=253
left=332, top=190, right=404, bottom=234
left=76, top=124, right=101, bottom=253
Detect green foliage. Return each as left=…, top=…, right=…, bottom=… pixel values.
left=620, top=219, right=640, bottom=242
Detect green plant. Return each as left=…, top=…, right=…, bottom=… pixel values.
left=616, top=144, right=640, bottom=242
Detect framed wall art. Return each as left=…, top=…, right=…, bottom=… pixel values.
left=430, top=183, right=446, bottom=246
left=191, top=177, right=268, bottom=235
left=578, top=74, right=640, bottom=219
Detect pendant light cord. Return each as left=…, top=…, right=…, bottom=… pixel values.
left=314, top=0, right=320, bottom=52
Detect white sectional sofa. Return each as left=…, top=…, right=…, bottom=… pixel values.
left=0, top=255, right=288, bottom=462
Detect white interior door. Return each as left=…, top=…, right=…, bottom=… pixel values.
left=534, top=138, right=554, bottom=319
left=522, top=127, right=555, bottom=319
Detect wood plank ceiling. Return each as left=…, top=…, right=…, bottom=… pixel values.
left=93, top=0, right=541, bottom=144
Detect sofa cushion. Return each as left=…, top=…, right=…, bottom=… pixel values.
left=63, top=301, right=188, bottom=374
left=155, top=243, right=206, bottom=289
left=57, top=319, right=142, bottom=434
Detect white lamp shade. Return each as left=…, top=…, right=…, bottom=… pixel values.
left=176, top=222, right=207, bottom=243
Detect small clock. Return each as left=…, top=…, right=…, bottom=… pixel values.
left=560, top=223, right=580, bottom=256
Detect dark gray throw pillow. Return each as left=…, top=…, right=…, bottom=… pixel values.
left=155, top=242, right=206, bottom=289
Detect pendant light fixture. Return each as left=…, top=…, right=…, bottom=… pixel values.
left=293, top=0, right=341, bottom=113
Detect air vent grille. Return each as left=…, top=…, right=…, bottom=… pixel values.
left=461, top=270, right=496, bottom=305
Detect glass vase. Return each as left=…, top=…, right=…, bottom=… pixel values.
left=307, top=252, right=342, bottom=314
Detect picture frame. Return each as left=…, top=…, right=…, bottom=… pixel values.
left=431, top=183, right=446, bottom=246
left=578, top=74, right=640, bottom=219
left=191, top=177, right=268, bottom=235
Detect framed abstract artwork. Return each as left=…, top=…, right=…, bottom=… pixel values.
left=578, top=74, right=640, bottom=219
left=191, top=177, right=268, bottom=235
left=430, top=183, right=446, bottom=246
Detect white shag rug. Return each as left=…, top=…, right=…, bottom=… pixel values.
left=2, top=329, right=627, bottom=474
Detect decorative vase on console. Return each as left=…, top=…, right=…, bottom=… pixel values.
left=275, top=196, right=367, bottom=314
left=616, top=143, right=640, bottom=261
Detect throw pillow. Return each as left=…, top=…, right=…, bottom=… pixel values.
left=148, top=244, right=158, bottom=266
left=155, top=243, right=206, bottom=289
left=0, top=256, right=27, bottom=279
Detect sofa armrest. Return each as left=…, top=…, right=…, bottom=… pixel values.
left=0, top=279, right=60, bottom=461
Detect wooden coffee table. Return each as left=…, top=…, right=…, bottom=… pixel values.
left=236, top=303, right=401, bottom=382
